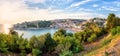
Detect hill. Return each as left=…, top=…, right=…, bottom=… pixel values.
left=82, top=34, right=120, bottom=56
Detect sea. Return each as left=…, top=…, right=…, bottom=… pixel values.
left=0, top=24, right=73, bottom=38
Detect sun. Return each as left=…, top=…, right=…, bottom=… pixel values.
left=3, top=24, right=12, bottom=34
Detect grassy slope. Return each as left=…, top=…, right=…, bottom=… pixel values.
left=84, top=34, right=120, bottom=56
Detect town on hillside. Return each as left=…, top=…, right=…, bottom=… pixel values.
left=13, top=18, right=106, bottom=32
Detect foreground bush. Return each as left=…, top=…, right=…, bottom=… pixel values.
left=32, top=49, right=42, bottom=56
left=111, top=26, right=120, bottom=35
left=0, top=29, right=84, bottom=56
left=87, top=34, right=97, bottom=42
left=60, top=50, right=73, bottom=56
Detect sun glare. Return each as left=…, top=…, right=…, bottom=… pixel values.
left=3, top=24, right=11, bottom=34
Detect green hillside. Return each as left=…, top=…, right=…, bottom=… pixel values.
left=83, top=26, right=120, bottom=56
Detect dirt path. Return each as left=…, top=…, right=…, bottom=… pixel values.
left=74, top=34, right=108, bottom=56
left=84, top=34, right=108, bottom=51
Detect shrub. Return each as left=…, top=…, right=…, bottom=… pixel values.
left=110, top=26, right=120, bottom=35
left=60, top=50, right=73, bottom=56
left=0, top=42, right=8, bottom=53
left=71, top=44, right=84, bottom=53
left=0, top=34, right=8, bottom=53
left=116, top=26, right=120, bottom=34
left=87, top=34, right=97, bottom=42
left=32, top=49, right=42, bottom=56
left=71, top=39, right=84, bottom=53
left=102, top=38, right=112, bottom=46
left=111, top=28, right=117, bottom=35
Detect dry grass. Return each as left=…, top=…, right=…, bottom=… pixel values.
left=84, top=34, right=120, bottom=56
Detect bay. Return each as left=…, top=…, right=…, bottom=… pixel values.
left=15, top=28, right=73, bottom=38
left=0, top=24, right=73, bottom=38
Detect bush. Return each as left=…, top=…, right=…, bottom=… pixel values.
left=116, top=26, right=120, bottom=34
left=41, top=33, right=57, bottom=53
left=20, top=50, right=26, bottom=56
left=87, top=34, right=97, bottom=42
left=111, top=28, right=117, bottom=35
left=102, top=38, right=112, bottom=46
left=71, top=39, right=84, bottom=53
left=0, top=42, right=8, bottom=53
left=0, top=29, right=85, bottom=55
left=60, top=50, right=73, bottom=56
left=111, top=26, right=120, bottom=35
left=32, top=49, right=42, bottom=56
left=71, top=44, right=84, bottom=53
left=0, top=34, right=8, bottom=53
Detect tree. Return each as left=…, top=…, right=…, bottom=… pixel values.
left=27, top=23, right=36, bottom=28
left=53, top=29, right=66, bottom=42
left=40, top=33, right=57, bottom=53
left=87, top=34, right=97, bottom=42
left=29, top=36, right=41, bottom=48
left=106, top=13, right=116, bottom=31
left=0, top=35, right=8, bottom=53
left=0, top=42, right=8, bottom=53
left=70, top=39, right=84, bottom=53
left=73, top=32, right=85, bottom=43
left=38, top=21, right=52, bottom=28
left=17, top=36, right=29, bottom=55
left=29, top=36, right=42, bottom=56
left=66, top=33, right=73, bottom=37
left=55, top=36, right=73, bottom=54
left=9, top=29, right=18, bottom=36
left=0, top=34, right=8, bottom=53
left=115, top=17, right=120, bottom=26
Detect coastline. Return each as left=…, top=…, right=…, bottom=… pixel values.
left=13, top=27, right=82, bottom=33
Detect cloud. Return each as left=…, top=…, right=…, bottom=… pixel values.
left=113, top=1, right=120, bottom=7
left=69, top=0, right=91, bottom=8
left=79, top=8, right=93, bottom=12
left=101, top=6, right=118, bottom=11
left=0, top=0, right=108, bottom=24
left=118, top=14, right=120, bottom=17
left=94, top=13, right=106, bottom=18
left=93, top=4, right=98, bottom=7
left=50, top=0, right=73, bottom=5
left=0, top=0, right=29, bottom=23
left=24, top=0, right=46, bottom=3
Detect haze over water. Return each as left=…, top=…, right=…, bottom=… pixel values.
left=0, top=24, right=12, bottom=34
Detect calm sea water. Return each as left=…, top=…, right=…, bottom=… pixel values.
left=0, top=24, right=73, bottom=38
left=15, top=28, right=69, bottom=38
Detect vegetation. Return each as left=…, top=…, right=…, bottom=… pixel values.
left=110, top=26, right=120, bottom=35
left=0, top=29, right=84, bottom=56
left=106, top=13, right=120, bottom=31
left=60, top=50, right=73, bottom=56
left=74, top=22, right=106, bottom=43
left=14, top=21, right=52, bottom=28
left=53, top=29, right=84, bottom=54
left=82, top=13, right=120, bottom=56
left=0, top=13, right=120, bottom=56
left=38, top=21, right=52, bottom=28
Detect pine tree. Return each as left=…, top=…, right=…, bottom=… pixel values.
left=106, top=13, right=116, bottom=31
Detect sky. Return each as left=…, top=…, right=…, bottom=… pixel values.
left=0, top=0, right=120, bottom=24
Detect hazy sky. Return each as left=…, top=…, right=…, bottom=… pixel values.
left=0, top=0, right=120, bottom=24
